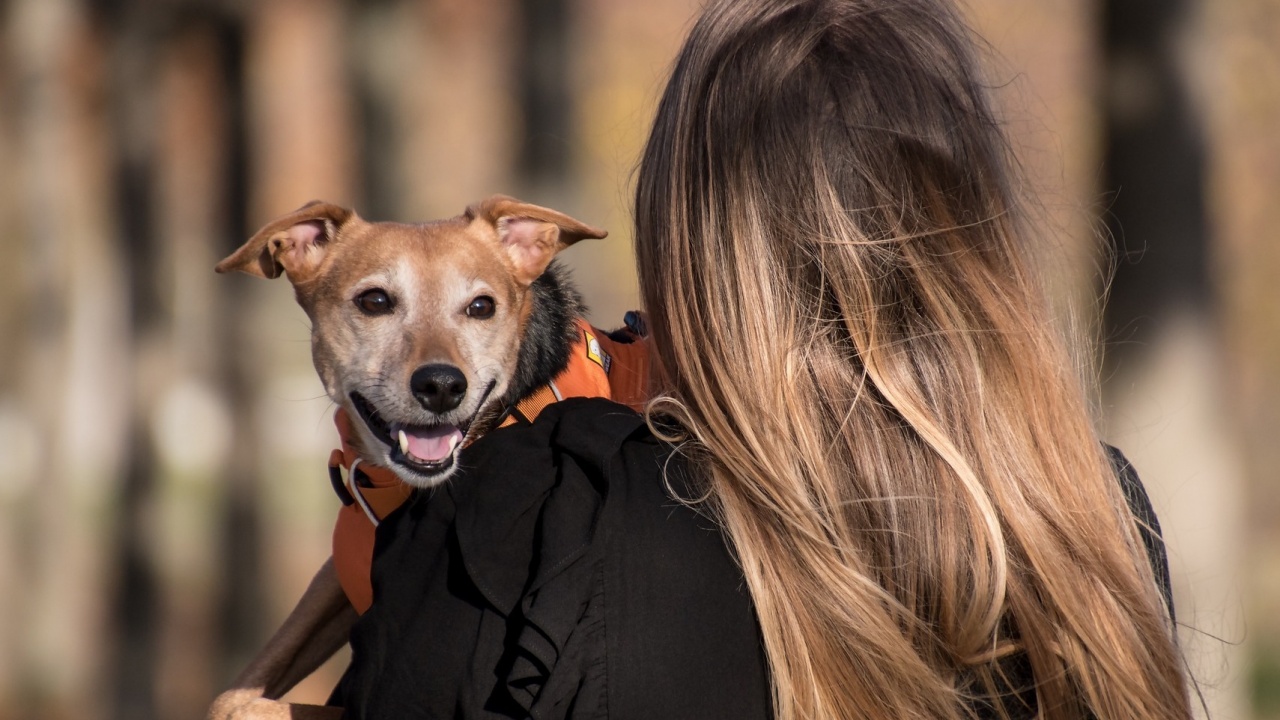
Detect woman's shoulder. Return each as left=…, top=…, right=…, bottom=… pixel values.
left=1104, top=445, right=1175, bottom=621
left=466, top=397, right=773, bottom=719
left=476, top=397, right=729, bottom=549
left=466, top=396, right=746, bottom=596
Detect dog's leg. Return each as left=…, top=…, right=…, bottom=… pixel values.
left=256, top=559, right=356, bottom=699
left=207, top=698, right=344, bottom=720
left=208, top=558, right=354, bottom=719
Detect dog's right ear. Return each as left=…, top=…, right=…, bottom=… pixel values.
left=216, top=201, right=354, bottom=280
left=469, top=195, right=608, bottom=285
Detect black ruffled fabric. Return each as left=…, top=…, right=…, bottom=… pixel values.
left=336, top=398, right=771, bottom=720
left=454, top=405, right=640, bottom=717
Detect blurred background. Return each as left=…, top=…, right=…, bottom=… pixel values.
left=0, top=0, right=1275, bottom=718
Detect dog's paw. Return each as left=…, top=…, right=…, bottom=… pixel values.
left=207, top=689, right=280, bottom=720
left=208, top=692, right=342, bottom=720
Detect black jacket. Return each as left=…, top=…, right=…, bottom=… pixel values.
left=336, top=397, right=1171, bottom=719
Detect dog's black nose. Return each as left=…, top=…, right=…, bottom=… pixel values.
left=410, top=364, right=468, bottom=413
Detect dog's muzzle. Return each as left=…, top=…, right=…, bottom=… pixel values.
left=348, top=380, right=497, bottom=484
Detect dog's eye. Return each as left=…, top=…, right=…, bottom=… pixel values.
left=466, top=296, right=496, bottom=319
left=355, top=289, right=394, bottom=315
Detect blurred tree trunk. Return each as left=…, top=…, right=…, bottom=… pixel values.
left=1101, top=0, right=1210, bottom=346
left=104, top=8, right=163, bottom=717
left=150, top=17, right=244, bottom=718
left=1199, top=0, right=1280, bottom=717
left=0, top=4, right=27, bottom=713
left=399, top=0, right=518, bottom=220
left=516, top=0, right=571, bottom=202
left=349, top=0, right=518, bottom=232
left=8, top=2, right=130, bottom=719
left=569, top=0, right=700, bottom=325
left=247, top=0, right=356, bottom=217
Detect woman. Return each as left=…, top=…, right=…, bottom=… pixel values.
left=339, top=0, right=1192, bottom=717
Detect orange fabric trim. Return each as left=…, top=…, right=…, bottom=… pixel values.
left=329, top=409, right=412, bottom=614
left=330, top=317, right=638, bottom=614
left=596, top=332, right=650, bottom=412
left=331, top=505, right=380, bottom=614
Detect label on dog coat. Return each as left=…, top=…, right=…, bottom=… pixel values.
left=584, top=329, right=610, bottom=373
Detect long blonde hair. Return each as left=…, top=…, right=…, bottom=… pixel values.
left=634, top=1, right=1191, bottom=717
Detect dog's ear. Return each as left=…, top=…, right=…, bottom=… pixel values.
left=216, top=201, right=354, bottom=281
left=471, top=195, right=608, bottom=285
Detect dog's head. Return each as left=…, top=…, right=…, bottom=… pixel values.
left=216, top=195, right=607, bottom=487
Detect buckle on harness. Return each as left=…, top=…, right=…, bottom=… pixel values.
left=328, top=450, right=355, bottom=506
left=328, top=450, right=384, bottom=527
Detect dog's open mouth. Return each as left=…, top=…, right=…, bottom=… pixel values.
left=396, top=423, right=463, bottom=464
left=348, top=384, right=494, bottom=478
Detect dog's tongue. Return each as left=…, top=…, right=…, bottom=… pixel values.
left=398, top=425, right=463, bottom=463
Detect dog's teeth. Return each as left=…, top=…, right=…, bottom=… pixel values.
left=448, top=434, right=460, bottom=452
left=398, top=429, right=410, bottom=455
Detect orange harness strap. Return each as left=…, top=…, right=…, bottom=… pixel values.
left=329, top=318, right=647, bottom=613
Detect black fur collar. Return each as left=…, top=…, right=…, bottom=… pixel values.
left=503, top=260, right=585, bottom=407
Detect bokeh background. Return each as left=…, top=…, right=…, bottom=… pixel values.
left=0, top=0, right=1276, bottom=718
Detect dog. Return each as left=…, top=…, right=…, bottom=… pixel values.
left=218, top=194, right=607, bottom=486
left=207, top=196, right=636, bottom=719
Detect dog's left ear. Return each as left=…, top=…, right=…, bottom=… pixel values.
left=471, top=195, right=608, bottom=285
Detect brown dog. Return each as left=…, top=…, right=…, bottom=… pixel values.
left=207, top=197, right=608, bottom=719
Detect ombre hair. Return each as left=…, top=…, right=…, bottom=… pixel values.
left=635, top=0, right=1191, bottom=717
